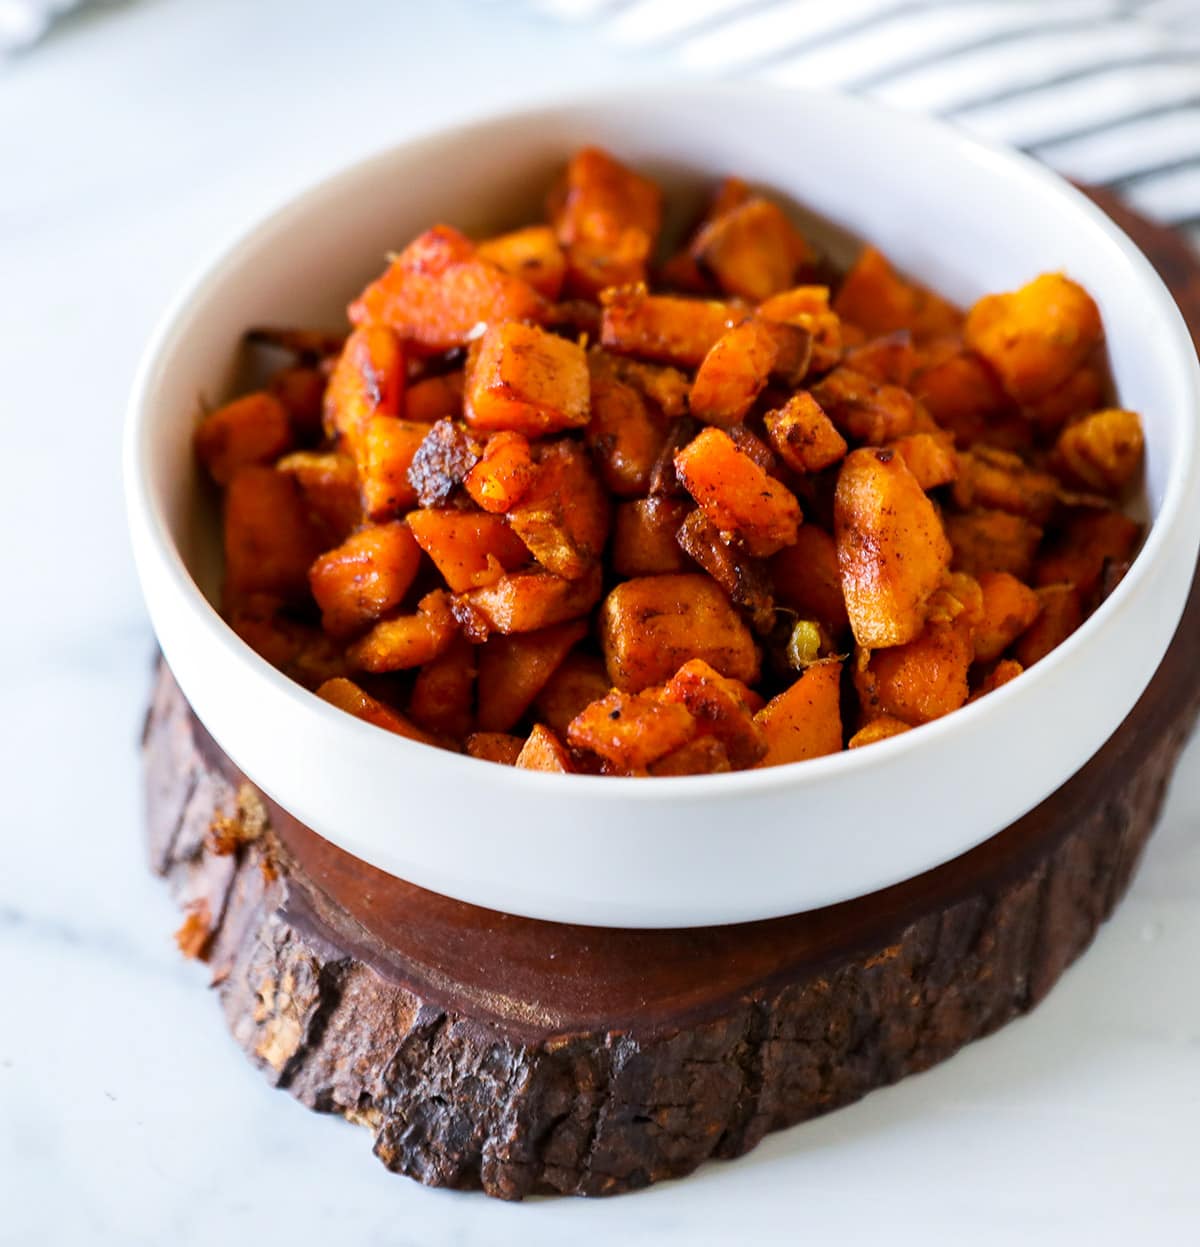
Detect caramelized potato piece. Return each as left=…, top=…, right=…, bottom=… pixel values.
left=404, top=371, right=464, bottom=424
left=676, top=509, right=775, bottom=635
left=1024, top=363, right=1106, bottom=430
left=455, top=564, right=603, bottom=640
left=465, top=732, right=524, bottom=766
left=476, top=619, right=588, bottom=733
left=465, top=322, right=590, bottom=437
left=757, top=285, right=842, bottom=373
left=223, top=467, right=323, bottom=603
left=409, top=636, right=476, bottom=740
left=533, top=653, right=612, bottom=736
left=675, top=426, right=801, bottom=558
left=965, top=273, right=1102, bottom=403
left=649, top=735, right=732, bottom=776
left=612, top=497, right=691, bottom=577
left=755, top=658, right=843, bottom=767
left=945, top=509, right=1042, bottom=579
left=972, top=571, right=1041, bottom=663
left=1053, top=408, right=1144, bottom=494
left=515, top=724, right=576, bottom=771
left=911, top=341, right=1011, bottom=448
left=308, top=521, right=422, bottom=638
left=323, top=326, right=406, bottom=453
left=970, top=658, right=1024, bottom=699
left=770, top=525, right=850, bottom=638
left=507, top=440, right=610, bottom=579
left=477, top=225, right=566, bottom=300
left=834, top=247, right=962, bottom=342
left=952, top=446, right=1058, bottom=523
left=834, top=448, right=951, bottom=648
left=586, top=372, right=666, bottom=496
left=195, top=392, right=293, bottom=485
left=843, top=331, right=919, bottom=387
left=1013, top=583, right=1083, bottom=667
left=689, top=319, right=779, bottom=427
left=568, top=689, right=695, bottom=770
left=1035, top=508, right=1141, bottom=599
left=810, top=366, right=919, bottom=444
left=230, top=597, right=346, bottom=689
left=358, top=416, right=429, bottom=520
left=691, top=197, right=811, bottom=301
left=347, top=589, right=458, bottom=673
left=406, top=508, right=531, bottom=593
left=463, top=430, right=536, bottom=513
left=316, top=677, right=436, bottom=744
left=661, top=658, right=767, bottom=769
left=276, top=451, right=362, bottom=543
left=407, top=418, right=482, bottom=508
left=350, top=225, right=546, bottom=352
left=858, top=621, right=972, bottom=725
left=848, top=716, right=912, bottom=749
left=763, top=392, right=848, bottom=474
left=596, top=353, right=692, bottom=418
left=600, top=286, right=745, bottom=367
left=600, top=573, right=760, bottom=692
left=889, top=431, right=958, bottom=491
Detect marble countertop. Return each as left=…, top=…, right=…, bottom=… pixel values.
left=2, top=1, right=1198, bottom=1242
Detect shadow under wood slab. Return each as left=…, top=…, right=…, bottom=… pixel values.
left=142, top=191, right=1200, bottom=1199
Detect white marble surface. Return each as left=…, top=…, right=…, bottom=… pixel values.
left=1, top=1, right=1198, bottom=1242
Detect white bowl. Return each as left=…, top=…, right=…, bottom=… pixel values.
left=125, top=85, right=1200, bottom=929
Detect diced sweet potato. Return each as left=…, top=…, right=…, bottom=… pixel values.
left=843, top=331, right=919, bottom=387
left=195, top=392, right=293, bottom=486
left=1024, top=363, right=1106, bottom=430
left=595, top=353, right=691, bottom=418
left=690, top=197, right=811, bottom=301
left=229, top=597, right=346, bottom=689
left=358, top=416, right=429, bottom=520
left=848, top=716, right=911, bottom=749
left=889, top=432, right=958, bottom=491
left=661, top=658, right=767, bottom=769
left=964, top=273, right=1102, bottom=403
left=1013, top=583, right=1083, bottom=667
left=769, top=525, right=850, bottom=638
left=834, top=448, right=951, bottom=648
left=323, top=326, right=406, bottom=453
left=408, top=636, right=477, bottom=740
left=476, top=619, right=589, bottom=733
left=223, top=467, right=323, bottom=603
left=477, top=225, right=566, bottom=300
left=945, top=509, right=1042, bottom=579
left=689, top=319, right=779, bottom=427
left=810, top=366, right=919, bottom=444
left=971, top=571, right=1041, bottom=663
left=275, top=451, right=362, bottom=543
left=756, top=285, right=842, bottom=373
left=1053, top=408, right=1144, bottom=494
left=755, top=658, right=843, bottom=767
left=515, top=724, right=575, bottom=772
left=567, top=689, right=695, bottom=770
left=406, top=508, right=530, bottom=593
left=455, top=564, right=603, bottom=640
left=586, top=372, right=666, bottom=496
left=465, top=732, right=524, bottom=766
left=315, top=677, right=435, bottom=744
left=763, top=392, right=848, bottom=474
left=308, top=521, right=422, bottom=638
left=612, top=497, right=692, bottom=577
left=600, top=573, right=760, bottom=692
left=404, top=371, right=464, bottom=424
left=923, top=570, right=984, bottom=636
left=858, top=621, right=972, bottom=725
left=648, top=418, right=700, bottom=499
left=463, top=430, right=535, bottom=513
left=600, top=286, right=745, bottom=367
left=911, top=342, right=1012, bottom=448
left=268, top=366, right=326, bottom=440
left=649, top=736, right=732, bottom=776
left=346, top=589, right=458, bottom=673
left=834, top=247, right=962, bottom=341
left=1035, top=508, right=1141, bottom=599
left=674, top=427, right=801, bottom=558
left=952, top=446, right=1058, bottom=523
left=349, top=225, right=546, bottom=352
left=676, top=509, right=775, bottom=634
left=533, top=653, right=612, bottom=736
left=970, top=658, right=1024, bottom=700
left=507, top=439, right=610, bottom=579
left=407, top=418, right=482, bottom=508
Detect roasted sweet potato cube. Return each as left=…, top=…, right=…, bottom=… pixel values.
left=463, top=430, right=536, bottom=513
left=911, top=342, right=1011, bottom=448
left=275, top=451, right=362, bottom=543
left=600, top=573, right=760, bottom=692
left=810, top=366, right=919, bottom=444
left=476, top=619, right=588, bottom=733
left=465, top=732, right=524, bottom=766
left=349, top=225, right=546, bottom=353
left=612, top=497, right=692, bottom=577
left=465, top=322, right=590, bottom=437
left=834, top=247, right=962, bottom=342
left=455, top=564, right=603, bottom=640
left=600, top=286, right=745, bottom=367
left=358, top=416, right=429, bottom=520
left=925, top=571, right=985, bottom=636
left=952, top=446, right=1058, bottom=523
left=316, top=677, right=437, bottom=744
left=690, top=197, right=811, bottom=302
left=586, top=372, right=666, bottom=496
left=1025, top=363, right=1106, bottom=431
left=230, top=597, right=346, bottom=689
left=404, top=371, right=464, bottom=424
left=834, top=448, right=952, bottom=648
left=409, top=636, right=477, bottom=740
left=675, top=509, right=775, bottom=635
left=1035, top=508, right=1141, bottom=598
left=755, top=658, right=843, bottom=767
left=223, top=467, right=323, bottom=603
left=964, top=273, right=1102, bottom=404
left=533, top=653, right=612, bottom=735
left=661, top=658, right=767, bottom=769
left=507, top=440, right=610, bottom=579
left=843, top=332, right=919, bottom=387
left=477, top=225, right=566, bottom=300
left=1053, top=408, right=1144, bottom=494
left=848, top=716, right=912, bottom=749
left=406, top=508, right=530, bottom=594
left=945, top=509, right=1042, bottom=579
left=567, top=689, right=695, bottom=770
left=649, top=736, right=733, bottom=775
left=970, top=658, right=1024, bottom=699
left=407, top=418, right=482, bottom=508
left=1013, top=583, right=1083, bottom=667
left=323, top=326, right=406, bottom=453
left=889, top=431, right=958, bottom=491
left=763, top=392, right=848, bottom=474
left=308, top=521, right=422, bottom=638
left=596, top=353, right=691, bottom=418
left=346, top=589, right=458, bottom=673
left=515, top=724, right=576, bottom=772
left=268, top=366, right=326, bottom=439
left=195, top=392, right=293, bottom=485
left=757, top=285, right=842, bottom=373
left=858, top=621, right=972, bottom=725
left=674, top=427, right=801, bottom=558
left=972, top=571, right=1041, bottom=663
left=689, top=319, right=779, bottom=427
left=769, top=525, right=850, bottom=638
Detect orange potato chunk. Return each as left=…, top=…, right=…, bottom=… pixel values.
left=308, top=521, right=422, bottom=638
left=970, top=658, right=1024, bottom=700
left=848, top=716, right=912, bottom=749
left=611, top=497, right=691, bottom=577
left=763, top=392, right=848, bottom=474
left=1025, top=363, right=1106, bottom=431
left=567, top=689, right=695, bottom=771
left=691, top=197, right=811, bottom=302
left=347, top=590, right=458, bottom=673
left=316, top=677, right=436, bottom=744
left=843, top=331, right=919, bottom=387
left=586, top=372, right=666, bottom=496
left=465, top=732, right=524, bottom=766
left=834, top=247, right=962, bottom=342
left=275, top=451, right=362, bottom=543
left=911, top=341, right=1011, bottom=448
left=952, top=446, right=1058, bottom=523
left=595, top=353, right=692, bottom=419
left=858, top=621, right=972, bottom=725
left=406, top=508, right=530, bottom=593
left=358, top=416, right=429, bottom=520
left=230, top=597, right=346, bottom=690
left=770, top=525, right=850, bottom=638
left=515, top=724, right=576, bottom=772
left=600, top=286, right=745, bottom=367
left=404, top=371, right=464, bottom=424
left=675, top=509, right=775, bottom=635
left=689, top=319, right=779, bottom=427
left=810, top=366, right=919, bottom=444
left=477, top=225, right=566, bottom=300
left=463, top=430, right=536, bottom=513
left=195, top=392, right=293, bottom=486
left=533, top=653, right=613, bottom=736
left=661, top=658, right=767, bottom=769
left=1035, top=508, right=1141, bottom=599
left=972, top=571, right=1041, bottom=663
left=945, top=509, right=1042, bottom=580
left=1053, top=408, right=1144, bottom=494
left=407, top=418, right=483, bottom=508
left=409, top=636, right=476, bottom=740
left=756, top=285, right=842, bottom=373
left=889, top=431, right=958, bottom=491
left=1013, top=584, right=1083, bottom=667
left=755, top=658, right=844, bottom=767
left=323, top=326, right=406, bottom=453
left=455, top=564, right=603, bottom=640
left=476, top=619, right=588, bottom=733
left=649, top=736, right=733, bottom=776
left=223, top=467, right=323, bottom=603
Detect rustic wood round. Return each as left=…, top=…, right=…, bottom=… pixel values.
left=143, top=190, right=1200, bottom=1200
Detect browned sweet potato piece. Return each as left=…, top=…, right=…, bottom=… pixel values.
left=407, top=418, right=482, bottom=508
left=1024, top=363, right=1106, bottom=430
left=455, top=564, right=603, bottom=640
left=675, top=509, right=775, bottom=635
left=276, top=451, right=361, bottom=543
left=323, top=326, right=406, bottom=453
left=463, top=430, right=535, bottom=513
left=911, top=341, right=1012, bottom=448
left=1035, top=508, right=1141, bottom=598
left=586, top=372, right=666, bottom=496
left=770, top=525, right=850, bottom=638
left=346, top=589, right=458, bottom=673
left=889, top=431, right=958, bottom=491
left=843, top=331, right=919, bottom=387
left=674, top=427, right=801, bottom=558
left=600, top=286, right=745, bottom=367
left=477, top=225, right=566, bottom=300
left=316, top=677, right=437, bottom=744
left=612, top=497, right=691, bottom=576
left=1053, top=408, right=1144, bottom=494
left=757, top=285, right=841, bottom=373
left=408, top=636, right=476, bottom=740
left=349, top=225, right=546, bottom=353
left=689, top=319, right=779, bottom=427
left=648, top=418, right=699, bottom=499
left=568, top=689, right=695, bottom=770
left=268, top=366, right=326, bottom=440
left=952, top=446, right=1058, bottom=523
left=810, top=366, right=919, bottom=444
left=834, top=247, right=961, bottom=342
left=755, top=658, right=843, bottom=767
left=195, top=392, right=293, bottom=485
left=308, top=521, right=422, bottom=638
left=229, top=597, right=346, bottom=689
left=600, top=573, right=760, bottom=692
left=964, top=273, right=1102, bottom=403
left=465, top=732, right=524, bottom=766
left=223, top=467, right=323, bottom=603
left=1013, top=583, right=1083, bottom=667
left=476, top=619, right=589, bottom=733
left=404, top=371, right=464, bottom=424
left=649, top=736, right=732, bottom=776
left=533, top=653, right=612, bottom=736
left=848, top=716, right=912, bottom=748
left=972, top=571, right=1041, bottom=663
left=658, top=177, right=752, bottom=294
left=598, top=354, right=691, bottom=418
left=406, top=508, right=530, bottom=593
left=690, top=197, right=811, bottom=301
left=507, top=440, right=610, bottom=579
left=516, top=724, right=576, bottom=772
left=945, top=509, right=1042, bottom=579
left=661, top=658, right=767, bottom=769
left=970, top=658, right=1024, bottom=699
left=858, top=621, right=972, bottom=725
left=358, top=416, right=429, bottom=519
left=763, top=392, right=848, bottom=474
left=465, top=322, right=590, bottom=437
left=834, top=448, right=951, bottom=648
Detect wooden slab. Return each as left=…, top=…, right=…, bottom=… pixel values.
left=143, top=190, right=1200, bottom=1199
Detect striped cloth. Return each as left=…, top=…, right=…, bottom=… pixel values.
left=516, top=0, right=1200, bottom=246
